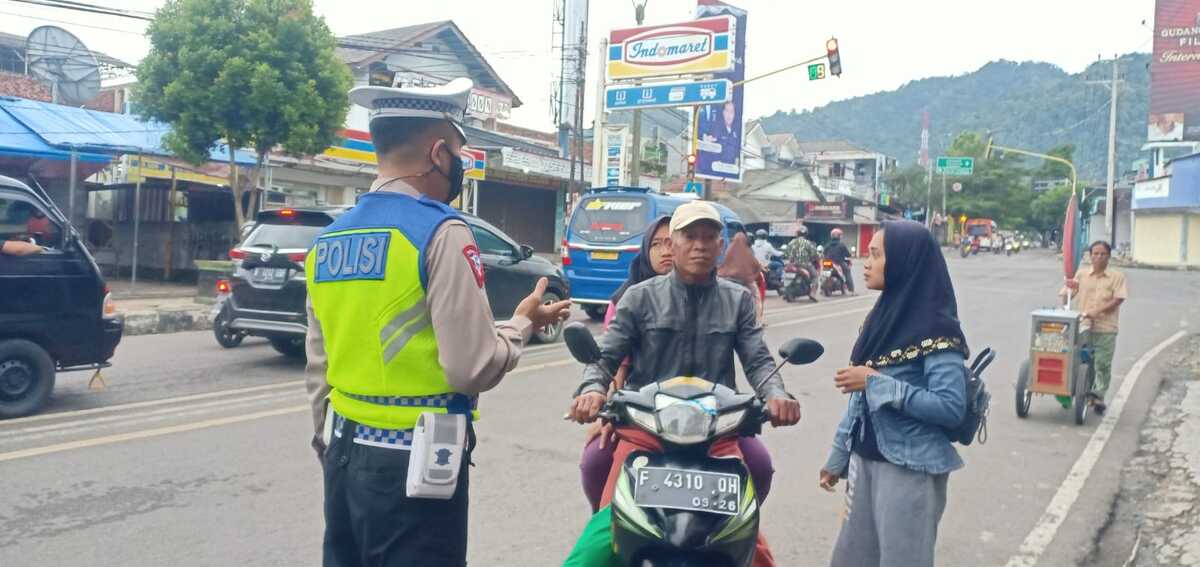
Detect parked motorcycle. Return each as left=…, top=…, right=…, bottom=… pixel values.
left=819, top=258, right=848, bottom=297
left=563, top=324, right=824, bottom=566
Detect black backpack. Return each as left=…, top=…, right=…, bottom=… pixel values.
left=951, top=347, right=994, bottom=446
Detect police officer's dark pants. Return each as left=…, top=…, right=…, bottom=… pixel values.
left=323, top=416, right=473, bottom=567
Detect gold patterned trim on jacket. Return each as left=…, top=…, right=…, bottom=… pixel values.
left=862, top=337, right=967, bottom=369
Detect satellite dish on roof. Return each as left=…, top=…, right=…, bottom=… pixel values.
left=24, top=25, right=101, bottom=106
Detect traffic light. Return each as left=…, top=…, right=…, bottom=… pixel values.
left=826, top=38, right=841, bottom=77
left=686, top=153, right=697, bottom=179
left=983, top=136, right=995, bottom=160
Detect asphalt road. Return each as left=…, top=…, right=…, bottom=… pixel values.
left=1, top=249, right=1197, bottom=566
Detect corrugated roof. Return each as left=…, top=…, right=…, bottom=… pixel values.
left=334, top=21, right=446, bottom=65
left=0, top=30, right=132, bottom=69
left=335, top=21, right=521, bottom=107
left=462, top=124, right=557, bottom=157
left=0, top=96, right=255, bottom=163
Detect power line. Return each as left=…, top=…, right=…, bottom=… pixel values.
left=3, top=0, right=154, bottom=20
left=0, top=8, right=147, bottom=35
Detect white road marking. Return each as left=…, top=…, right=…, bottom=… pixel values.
left=1004, top=329, right=1188, bottom=567
left=0, top=405, right=309, bottom=463
left=771, top=306, right=873, bottom=329
left=0, top=303, right=875, bottom=461
left=0, top=380, right=303, bottom=427
left=0, top=390, right=304, bottom=442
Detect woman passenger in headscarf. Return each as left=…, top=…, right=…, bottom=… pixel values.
left=580, top=215, right=673, bottom=512
left=819, top=220, right=970, bottom=567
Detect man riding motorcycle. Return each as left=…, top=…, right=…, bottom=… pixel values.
left=824, top=228, right=855, bottom=294
left=751, top=229, right=781, bottom=268
left=782, top=225, right=820, bottom=302
left=567, top=201, right=801, bottom=565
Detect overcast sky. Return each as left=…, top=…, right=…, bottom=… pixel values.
left=0, top=0, right=1155, bottom=132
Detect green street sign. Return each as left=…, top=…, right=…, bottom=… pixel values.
left=808, top=63, right=826, bottom=81
left=936, top=156, right=974, bottom=176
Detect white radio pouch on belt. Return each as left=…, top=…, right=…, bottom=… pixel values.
left=406, top=412, right=467, bottom=499
left=321, top=401, right=334, bottom=448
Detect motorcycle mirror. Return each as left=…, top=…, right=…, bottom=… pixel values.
left=780, top=338, right=824, bottom=365
left=563, top=323, right=602, bottom=365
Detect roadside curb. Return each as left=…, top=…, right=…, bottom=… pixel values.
left=120, top=306, right=214, bottom=336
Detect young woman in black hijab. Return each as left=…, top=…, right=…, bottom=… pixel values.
left=818, top=220, right=970, bottom=567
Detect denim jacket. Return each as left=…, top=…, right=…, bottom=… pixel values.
left=823, top=351, right=968, bottom=476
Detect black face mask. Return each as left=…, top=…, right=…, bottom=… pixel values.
left=436, top=146, right=465, bottom=205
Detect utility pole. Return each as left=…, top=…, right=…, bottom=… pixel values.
left=925, top=161, right=933, bottom=228
left=1104, top=58, right=1119, bottom=242
left=1088, top=57, right=1122, bottom=242
left=941, top=172, right=947, bottom=222
left=567, top=26, right=587, bottom=196
left=591, top=38, right=608, bottom=188
left=628, top=0, right=646, bottom=186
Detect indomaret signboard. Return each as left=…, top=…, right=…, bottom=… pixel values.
left=607, top=16, right=735, bottom=80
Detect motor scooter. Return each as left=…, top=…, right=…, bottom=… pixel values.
left=819, top=258, right=848, bottom=296
left=563, top=324, right=824, bottom=566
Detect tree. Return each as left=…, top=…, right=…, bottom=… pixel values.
left=881, top=164, right=929, bottom=209
left=942, top=131, right=1034, bottom=228
left=136, top=0, right=352, bottom=237
left=1035, top=144, right=1075, bottom=182
left=1030, top=184, right=1072, bottom=234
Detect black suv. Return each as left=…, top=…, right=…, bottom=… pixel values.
left=213, top=206, right=570, bottom=358
left=0, top=175, right=122, bottom=418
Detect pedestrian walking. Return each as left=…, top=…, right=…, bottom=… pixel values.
left=718, top=230, right=765, bottom=324
left=819, top=220, right=970, bottom=567
left=1060, top=240, right=1127, bottom=415
left=304, top=77, right=571, bottom=566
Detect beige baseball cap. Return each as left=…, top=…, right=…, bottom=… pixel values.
left=669, top=201, right=724, bottom=232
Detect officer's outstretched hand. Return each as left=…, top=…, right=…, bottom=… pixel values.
left=515, top=277, right=572, bottom=331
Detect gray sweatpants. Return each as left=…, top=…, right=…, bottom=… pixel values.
left=830, top=454, right=949, bottom=567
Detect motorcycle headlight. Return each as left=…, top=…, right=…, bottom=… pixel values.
left=713, top=409, right=748, bottom=437
left=625, top=405, right=658, bottom=434
left=655, top=394, right=716, bottom=445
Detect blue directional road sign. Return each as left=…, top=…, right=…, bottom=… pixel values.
left=605, top=79, right=731, bottom=111
left=684, top=181, right=703, bottom=194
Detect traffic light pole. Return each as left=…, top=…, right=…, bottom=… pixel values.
left=687, top=41, right=839, bottom=202
left=732, top=53, right=829, bottom=88
left=986, top=141, right=1078, bottom=198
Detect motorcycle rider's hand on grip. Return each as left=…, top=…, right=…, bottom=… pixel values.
left=766, top=396, right=801, bottom=427
left=569, top=391, right=607, bottom=423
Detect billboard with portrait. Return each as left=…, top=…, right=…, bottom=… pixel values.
left=695, top=0, right=746, bottom=182
left=1150, top=0, right=1200, bottom=141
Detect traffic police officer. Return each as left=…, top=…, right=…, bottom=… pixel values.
left=304, top=78, right=571, bottom=566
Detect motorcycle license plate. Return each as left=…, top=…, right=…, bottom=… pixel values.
left=251, top=267, right=287, bottom=284
left=783, top=273, right=796, bottom=283
left=590, top=251, right=619, bottom=261
left=633, top=466, right=740, bottom=515
left=822, top=270, right=832, bottom=277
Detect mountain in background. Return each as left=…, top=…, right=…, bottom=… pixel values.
left=759, top=53, right=1150, bottom=182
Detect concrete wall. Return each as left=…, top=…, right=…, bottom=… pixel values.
left=1133, top=213, right=1183, bottom=266
left=1189, top=213, right=1200, bottom=266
